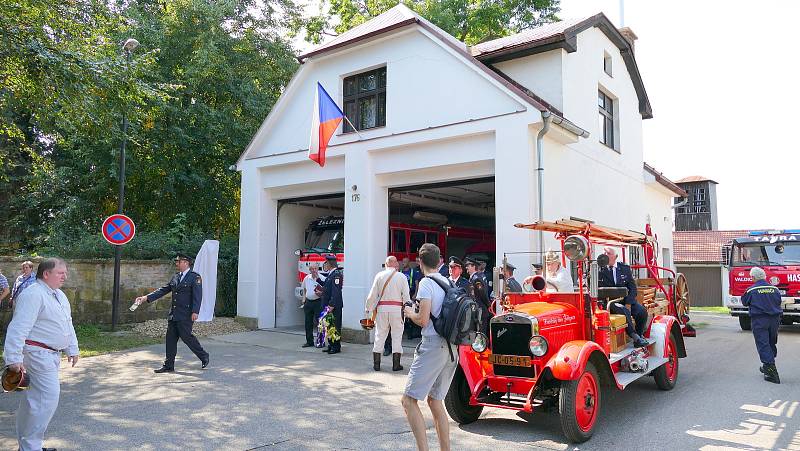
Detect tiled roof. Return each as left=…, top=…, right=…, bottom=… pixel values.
left=470, top=17, right=589, bottom=57
left=643, top=162, right=687, bottom=197
left=675, top=175, right=718, bottom=184
left=673, top=230, right=752, bottom=263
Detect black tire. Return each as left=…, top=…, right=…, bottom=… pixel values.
left=558, top=362, right=600, bottom=443
left=653, top=333, right=679, bottom=391
left=444, top=366, right=483, bottom=424
left=739, top=315, right=752, bottom=331
left=781, top=316, right=794, bottom=326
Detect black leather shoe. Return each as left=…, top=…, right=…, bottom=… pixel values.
left=201, top=358, right=209, bottom=369
left=302, top=343, right=313, bottom=348
left=42, top=448, right=57, bottom=451
left=382, top=348, right=391, bottom=357
left=328, top=349, right=341, bottom=354
left=322, top=347, right=331, bottom=353
left=633, top=337, right=649, bottom=348
left=154, top=366, right=175, bottom=374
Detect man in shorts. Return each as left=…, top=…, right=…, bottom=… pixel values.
left=401, top=243, right=458, bottom=451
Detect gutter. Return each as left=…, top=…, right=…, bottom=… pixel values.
left=551, top=115, right=590, bottom=138
left=536, top=111, right=553, bottom=261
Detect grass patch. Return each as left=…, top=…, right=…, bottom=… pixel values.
left=689, top=321, right=711, bottom=329
left=1, top=324, right=161, bottom=359
left=692, top=306, right=730, bottom=314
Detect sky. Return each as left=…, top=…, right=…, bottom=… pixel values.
left=559, top=0, right=800, bottom=230
left=293, top=1, right=800, bottom=230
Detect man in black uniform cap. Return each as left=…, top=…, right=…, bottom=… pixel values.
left=135, top=252, right=209, bottom=372
left=503, top=263, right=523, bottom=293
left=465, top=257, right=491, bottom=335
left=743, top=266, right=782, bottom=383
left=447, top=256, right=469, bottom=289
left=321, top=254, right=344, bottom=354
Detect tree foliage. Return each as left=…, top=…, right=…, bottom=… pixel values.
left=0, top=0, right=299, bottom=254
left=296, top=0, right=560, bottom=45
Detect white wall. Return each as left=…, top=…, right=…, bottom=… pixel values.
left=493, top=51, right=565, bottom=111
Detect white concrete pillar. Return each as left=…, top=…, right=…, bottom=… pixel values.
left=342, top=150, right=388, bottom=336
left=237, top=166, right=271, bottom=326
left=494, top=120, right=539, bottom=273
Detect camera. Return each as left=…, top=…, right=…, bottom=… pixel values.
left=404, top=300, right=419, bottom=313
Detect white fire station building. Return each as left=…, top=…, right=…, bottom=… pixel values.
left=234, top=5, right=686, bottom=337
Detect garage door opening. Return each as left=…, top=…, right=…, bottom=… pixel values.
left=275, top=194, right=344, bottom=328
left=388, top=177, right=495, bottom=266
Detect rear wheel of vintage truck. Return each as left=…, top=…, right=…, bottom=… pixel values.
left=558, top=362, right=600, bottom=443
left=445, top=366, right=483, bottom=424
left=654, top=333, right=679, bottom=390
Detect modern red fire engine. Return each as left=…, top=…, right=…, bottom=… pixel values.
left=445, top=218, right=693, bottom=443
left=293, top=216, right=493, bottom=299
left=724, top=229, right=800, bottom=330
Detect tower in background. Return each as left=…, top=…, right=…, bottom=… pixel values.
left=674, top=176, right=719, bottom=231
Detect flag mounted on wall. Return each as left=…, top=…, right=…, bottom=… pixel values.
left=308, top=82, right=345, bottom=167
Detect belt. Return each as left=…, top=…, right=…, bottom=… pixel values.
left=377, top=301, right=404, bottom=307
left=25, top=339, right=59, bottom=352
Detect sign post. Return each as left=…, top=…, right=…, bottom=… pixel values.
left=102, top=214, right=136, bottom=330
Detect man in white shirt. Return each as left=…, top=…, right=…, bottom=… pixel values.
left=401, top=244, right=458, bottom=451
left=3, top=257, right=80, bottom=451
left=301, top=264, right=324, bottom=348
left=365, top=256, right=410, bottom=371
left=544, top=251, right=574, bottom=292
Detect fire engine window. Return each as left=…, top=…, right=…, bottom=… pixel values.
left=410, top=231, right=426, bottom=253
left=426, top=232, right=438, bottom=246
left=392, top=230, right=407, bottom=253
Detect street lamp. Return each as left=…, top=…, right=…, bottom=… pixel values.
left=111, top=37, right=139, bottom=331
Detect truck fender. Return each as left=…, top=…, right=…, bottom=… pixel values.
left=545, top=340, right=608, bottom=381
left=458, top=345, right=488, bottom=393
left=651, top=315, right=687, bottom=358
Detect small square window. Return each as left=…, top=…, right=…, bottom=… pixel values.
left=603, top=52, right=612, bottom=76
left=343, top=67, right=386, bottom=133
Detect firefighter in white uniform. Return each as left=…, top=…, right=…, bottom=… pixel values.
left=365, top=256, right=411, bottom=372
left=3, top=258, right=80, bottom=451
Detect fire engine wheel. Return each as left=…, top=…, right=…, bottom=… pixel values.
left=444, top=366, right=483, bottom=424
left=675, top=273, right=690, bottom=318
left=558, top=362, right=600, bottom=443
left=739, top=315, right=752, bottom=331
left=653, top=333, right=679, bottom=390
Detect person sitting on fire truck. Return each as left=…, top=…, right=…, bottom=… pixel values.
left=598, top=247, right=649, bottom=348
left=544, top=250, right=574, bottom=292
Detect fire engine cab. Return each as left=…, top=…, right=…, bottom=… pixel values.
left=445, top=219, right=692, bottom=443
left=724, top=230, right=800, bottom=330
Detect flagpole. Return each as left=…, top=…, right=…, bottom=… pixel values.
left=343, top=115, right=364, bottom=140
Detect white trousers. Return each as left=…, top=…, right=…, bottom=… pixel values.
left=373, top=311, right=404, bottom=354
left=17, top=347, right=61, bottom=451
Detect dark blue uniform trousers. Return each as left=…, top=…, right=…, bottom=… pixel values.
left=610, top=301, right=647, bottom=337
left=329, top=306, right=342, bottom=352
left=751, top=314, right=779, bottom=364
left=165, top=320, right=209, bottom=367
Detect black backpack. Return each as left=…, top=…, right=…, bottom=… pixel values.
left=426, top=275, right=482, bottom=361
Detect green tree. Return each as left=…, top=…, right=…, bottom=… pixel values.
left=297, top=0, right=560, bottom=45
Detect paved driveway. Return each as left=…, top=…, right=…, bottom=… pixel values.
left=1, top=313, right=799, bottom=450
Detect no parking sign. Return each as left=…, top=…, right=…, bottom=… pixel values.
left=102, top=214, right=136, bottom=245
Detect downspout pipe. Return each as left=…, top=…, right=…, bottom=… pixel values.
left=536, top=111, right=553, bottom=263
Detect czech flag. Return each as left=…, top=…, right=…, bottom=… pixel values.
left=309, top=82, right=345, bottom=167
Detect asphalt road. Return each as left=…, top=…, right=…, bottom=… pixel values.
left=1, top=313, right=799, bottom=450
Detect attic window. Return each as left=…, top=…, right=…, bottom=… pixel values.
left=343, top=67, right=386, bottom=132
left=603, top=52, right=612, bottom=76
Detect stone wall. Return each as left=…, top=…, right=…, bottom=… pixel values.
left=0, top=257, right=176, bottom=327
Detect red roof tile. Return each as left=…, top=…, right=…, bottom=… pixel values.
left=470, top=17, right=589, bottom=56
left=675, top=175, right=718, bottom=184
left=673, top=230, right=752, bottom=263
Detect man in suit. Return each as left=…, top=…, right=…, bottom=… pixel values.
left=502, top=263, right=523, bottom=293
left=437, top=256, right=449, bottom=278
left=134, top=252, right=209, bottom=372
left=598, top=247, right=648, bottom=348
left=321, top=254, right=344, bottom=354
left=465, top=257, right=491, bottom=335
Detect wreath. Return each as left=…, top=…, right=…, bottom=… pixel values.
left=320, top=307, right=340, bottom=343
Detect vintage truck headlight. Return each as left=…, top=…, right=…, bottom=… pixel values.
left=529, top=335, right=548, bottom=356
left=471, top=333, right=488, bottom=353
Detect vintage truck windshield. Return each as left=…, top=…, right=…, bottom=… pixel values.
left=732, top=242, right=800, bottom=266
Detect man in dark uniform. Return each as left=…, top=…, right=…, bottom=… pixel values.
left=401, top=258, right=423, bottom=341
left=437, top=256, right=449, bottom=278
left=465, top=257, right=491, bottom=335
left=447, top=256, right=469, bottom=289
left=742, top=267, right=782, bottom=384
left=598, top=248, right=648, bottom=348
left=503, top=263, right=523, bottom=293
left=135, top=253, right=209, bottom=373
left=321, top=254, right=344, bottom=354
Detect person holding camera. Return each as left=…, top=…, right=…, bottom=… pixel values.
left=401, top=243, right=458, bottom=451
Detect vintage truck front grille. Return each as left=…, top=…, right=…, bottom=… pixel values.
left=490, top=315, right=536, bottom=378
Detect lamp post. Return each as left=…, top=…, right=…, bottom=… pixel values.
left=111, top=38, right=139, bottom=331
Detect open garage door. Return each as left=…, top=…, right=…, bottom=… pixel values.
left=388, top=177, right=495, bottom=267
left=275, top=194, right=344, bottom=328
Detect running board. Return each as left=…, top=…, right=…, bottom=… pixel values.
left=614, top=357, right=669, bottom=388
left=609, top=337, right=657, bottom=364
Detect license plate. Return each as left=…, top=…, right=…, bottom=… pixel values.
left=489, top=354, right=531, bottom=367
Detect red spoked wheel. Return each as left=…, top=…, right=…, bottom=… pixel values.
left=654, top=333, right=679, bottom=390
left=559, top=362, right=601, bottom=443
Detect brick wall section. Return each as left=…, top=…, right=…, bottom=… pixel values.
left=0, top=257, right=176, bottom=327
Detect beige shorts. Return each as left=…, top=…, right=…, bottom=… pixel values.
left=403, top=335, right=458, bottom=401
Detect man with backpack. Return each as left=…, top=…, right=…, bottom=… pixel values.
left=401, top=243, right=462, bottom=451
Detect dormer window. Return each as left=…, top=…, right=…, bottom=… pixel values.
left=343, top=67, right=386, bottom=132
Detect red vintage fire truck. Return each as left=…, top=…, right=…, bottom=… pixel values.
left=724, top=230, right=800, bottom=330
left=293, top=216, right=493, bottom=299
left=445, top=219, right=693, bottom=443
